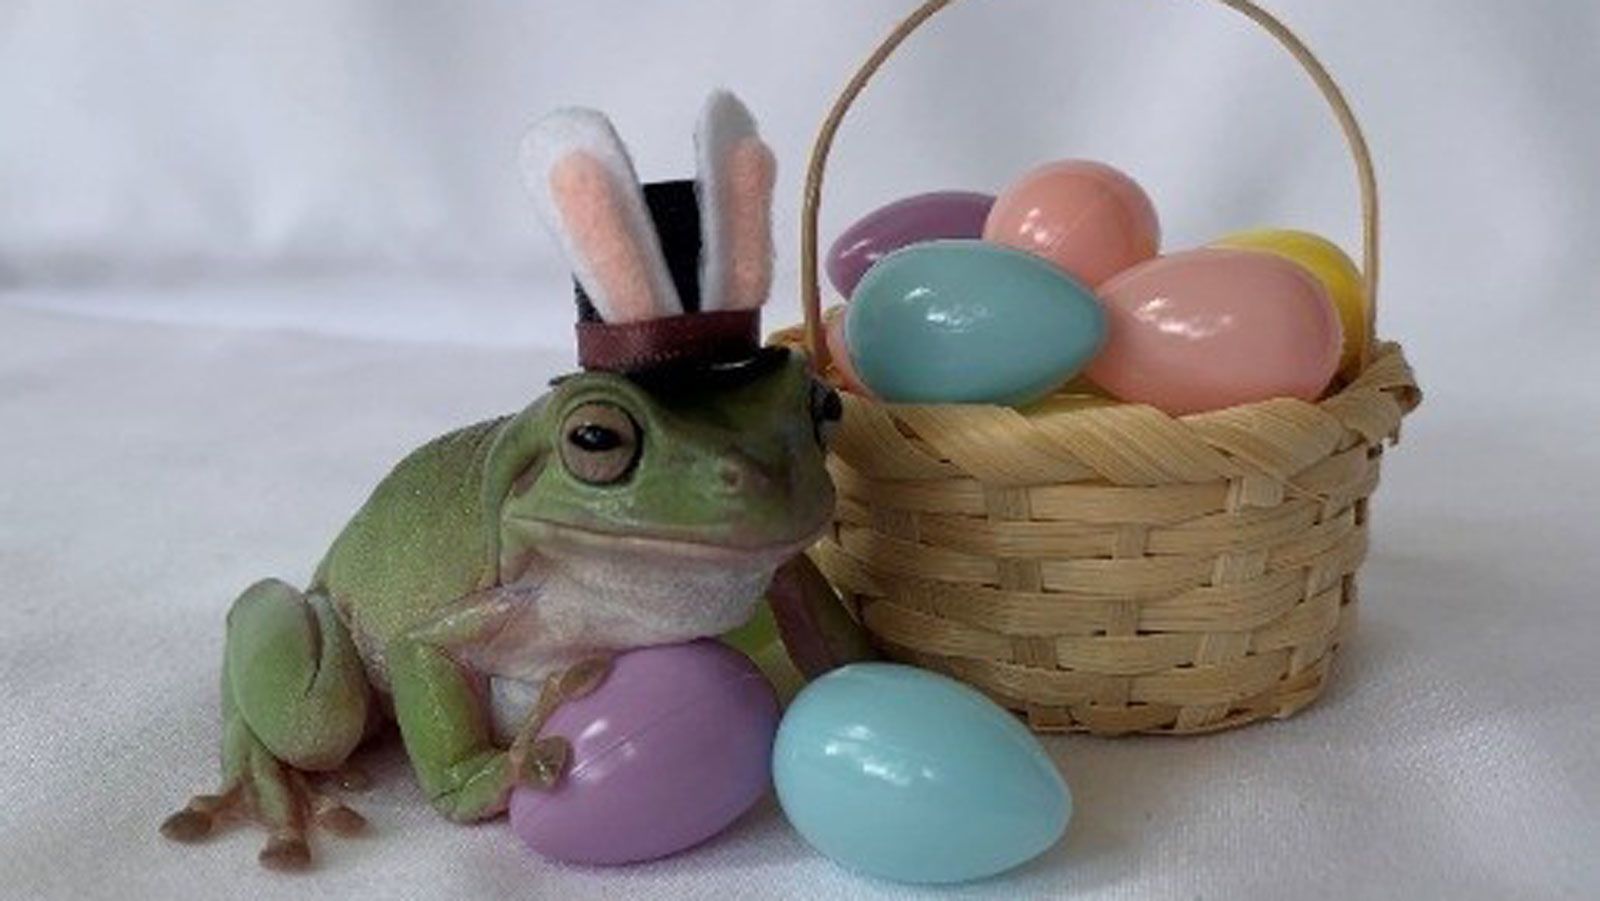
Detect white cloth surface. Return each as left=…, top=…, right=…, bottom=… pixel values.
left=3, top=294, right=1597, bottom=900
left=3, top=0, right=1600, bottom=897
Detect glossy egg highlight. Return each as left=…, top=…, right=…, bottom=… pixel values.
left=1085, top=248, right=1341, bottom=415
left=827, top=191, right=996, bottom=298
left=509, top=640, right=779, bottom=865
left=773, top=664, right=1071, bottom=885
left=984, top=160, right=1160, bottom=286
left=847, top=240, right=1106, bottom=405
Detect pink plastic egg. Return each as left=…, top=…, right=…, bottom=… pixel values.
left=1085, top=248, right=1341, bottom=415
left=983, top=160, right=1160, bottom=286
left=509, top=640, right=779, bottom=865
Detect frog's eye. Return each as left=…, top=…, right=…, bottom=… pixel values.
left=559, top=402, right=641, bottom=485
left=809, top=381, right=843, bottom=447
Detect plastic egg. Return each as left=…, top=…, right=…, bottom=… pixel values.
left=823, top=306, right=872, bottom=396
left=1086, top=248, right=1341, bottom=415
left=847, top=240, right=1106, bottom=405
left=1021, top=391, right=1117, bottom=418
left=984, top=160, right=1160, bottom=286
left=826, top=191, right=996, bottom=298
left=1213, top=228, right=1369, bottom=378
left=509, top=640, right=779, bottom=865
left=773, top=664, right=1071, bottom=885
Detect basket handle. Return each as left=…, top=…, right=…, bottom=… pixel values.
left=800, top=0, right=1380, bottom=374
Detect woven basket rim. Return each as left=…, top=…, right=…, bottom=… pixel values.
left=777, top=329, right=1418, bottom=420
left=770, top=329, right=1420, bottom=479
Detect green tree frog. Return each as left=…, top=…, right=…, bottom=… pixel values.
left=161, top=92, right=855, bottom=870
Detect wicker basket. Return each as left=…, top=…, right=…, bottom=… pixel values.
left=784, top=0, right=1421, bottom=736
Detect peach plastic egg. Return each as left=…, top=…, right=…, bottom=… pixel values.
left=1085, top=248, right=1341, bottom=415
left=823, top=306, right=872, bottom=396
left=983, top=160, right=1160, bottom=286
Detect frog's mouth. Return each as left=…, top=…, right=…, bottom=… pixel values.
left=498, top=513, right=829, bottom=584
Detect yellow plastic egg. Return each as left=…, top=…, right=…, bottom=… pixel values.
left=1022, top=391, right=1115, bottom=418
left=1213, top=229, right=1369, bottom=378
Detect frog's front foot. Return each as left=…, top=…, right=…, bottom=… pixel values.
left=508, top=656, right=614, bottom=791
left=509, top=735, right=573, bottom=792
left=160, top=729, right=367, bottom=871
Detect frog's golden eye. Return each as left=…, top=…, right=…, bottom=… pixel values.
left=559, top=402, right=641, bottom=485
left=810, top=381, right=843, bottom=447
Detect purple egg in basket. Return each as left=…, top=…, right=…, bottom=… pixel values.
left=509, top=640, right=780, bottom=866
left=826, top=190, right=996, bottom=299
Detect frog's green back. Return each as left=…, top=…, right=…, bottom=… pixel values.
left=313, top=416, right=510, bottom=648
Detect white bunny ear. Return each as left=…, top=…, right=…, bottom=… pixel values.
left=695, top=91, right=776, bottom=312
left=521, top=108, right=683, bottom=323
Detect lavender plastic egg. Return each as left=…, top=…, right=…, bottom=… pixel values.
left=827, top=191, right=996, bottom=298
left=509, top=640, right=780, bottom=865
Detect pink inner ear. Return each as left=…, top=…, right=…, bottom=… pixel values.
left=723, top=137, right=775, bottom=310
left=550, top=152, right=659, bottom=323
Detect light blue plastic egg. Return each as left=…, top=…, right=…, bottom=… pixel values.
left=772, top=663, right=1071, bottom=885
left=845, top=239, right=1106, bottom=405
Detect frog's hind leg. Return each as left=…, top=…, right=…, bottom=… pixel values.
left=161, top=579, right=371, bottom=871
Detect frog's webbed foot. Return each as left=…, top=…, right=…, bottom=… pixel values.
left=507, top=656, right=613, bottom=791
left=161, top=755, right=368, bottom=871
left=163, top=580, right=373, bottom=869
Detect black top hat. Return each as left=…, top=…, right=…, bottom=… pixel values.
left=525, top=92, right=776, bottom=379
left=572, top=180, right=763, bottom=377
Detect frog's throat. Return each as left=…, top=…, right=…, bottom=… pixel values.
left=498, top=515, right=827, bottom=586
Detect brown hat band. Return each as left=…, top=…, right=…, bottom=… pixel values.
left=576, top=310, right=761, bottom=374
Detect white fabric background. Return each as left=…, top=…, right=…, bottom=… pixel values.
left=2, top=1, right=1598, bottom=898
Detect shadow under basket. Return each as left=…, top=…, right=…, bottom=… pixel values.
left=786, top=0, right=1423, bottom=735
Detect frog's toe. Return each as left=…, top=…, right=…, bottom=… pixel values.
left=316, top=803, right=368, bottom=836
left=259, top=832, right=312, bottom=872
left=160, top=788, right=241, bottom=844
left=555, top=656, right=613, bottom=702
left=159, top=809, right=211, bottom=843
left=515, top=735, right=573, bottom=791
left=160, top=806, right=218, bottom=843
